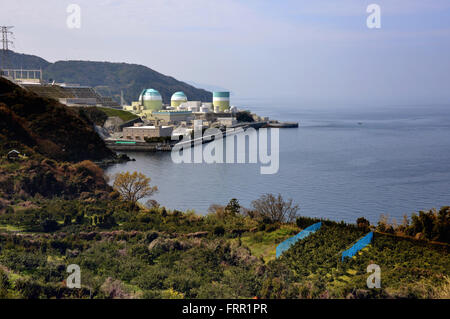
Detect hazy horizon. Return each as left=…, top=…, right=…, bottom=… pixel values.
left=1, top=0, right=450, bottom=104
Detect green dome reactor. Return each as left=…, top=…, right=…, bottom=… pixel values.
left=139, top=88, right=163, bottom=111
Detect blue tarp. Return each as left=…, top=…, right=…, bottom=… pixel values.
left=276, top=222, right=322, bottom=258
left=341, top=232, right=373, bottom=261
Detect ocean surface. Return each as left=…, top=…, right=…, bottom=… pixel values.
left=105, top=100, right=450, bottom=223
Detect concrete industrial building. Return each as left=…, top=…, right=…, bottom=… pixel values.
left=178, top=101, right=201, bottom=112
left=200, top=103, right=213, bottom=113
left=2, top=69, right=42, bottom=84
left=123, top=125, right=173, bottom=140
left=145, top=110, right=194, bottom=125
left=217, top=117, right=237, bottom=127
left=213, top=91, right=230, bottom=111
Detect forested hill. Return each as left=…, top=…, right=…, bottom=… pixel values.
left=0, top=77, right=114, bottom=162
left=2, top=50, right=50, bottom=70
left=3, top=50, right=212, bottom=104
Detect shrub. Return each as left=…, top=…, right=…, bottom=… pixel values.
left=15, top=279, right=42, bottom=299
left=356, top=217, right=370, bottom=232
left=0, top=269, right=10, bottom=290
left=41, top=218, right=59, bottom=232
left=266, top=224, right=278, bottom=232
left=64, top=214, right=72, bottom=226
left=214, top=226, right=225, bottom=236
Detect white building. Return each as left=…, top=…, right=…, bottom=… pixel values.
left=217, top=117, right=237, bottom=127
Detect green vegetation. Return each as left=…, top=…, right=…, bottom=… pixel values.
left=272, top=219, right=450, bottom=298
left=0, top=185, right=448, bottom=299
left=236, top=111, right=255, bottom=123
left=281, top=223, right=365, bottom=279
left=239, top=225, right=299, bottom=261
left=100, top=108, right=138, bottom=123
left=376, top=207, right=450, bottom=243
left=341, top=233, right=450, bottom=298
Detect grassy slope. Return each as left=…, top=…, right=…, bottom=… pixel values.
left=239, top=225, right=299, bottom=262
left=101, top=107, right=138, bottom=122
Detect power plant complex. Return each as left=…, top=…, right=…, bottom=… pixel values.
left=127, top=89, right=232, bottom=113
left=0, top=28, right=274, bottom=144
left=124, top=88, right=236, bottom=120
left=0, top=27, right=292, bottom=148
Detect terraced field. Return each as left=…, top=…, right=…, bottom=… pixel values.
left=277, top=222, right=450, bottom=298
left=280, top=224, right=364, bottom=277
left=340, top=233, right=450, bottom=296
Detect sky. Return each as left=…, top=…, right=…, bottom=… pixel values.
left=1, top=0, right=450, bottom=105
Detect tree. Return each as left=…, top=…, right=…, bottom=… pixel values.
left=435, top=206, right=450, bottom=243
left=145, top=199, right=160, bottom=209
left=236, top=111, right=255, bottom=123
left=356, top=217, right=370, bottom=231
left=113, top=171, right=158, bottom=205
left=208, top=204, right=227, bottom=219
left=225, top=198, right=241, bottom=216
left=251, top=193, right=299, bottom=223
left=377, top=214, right=391, bottom=233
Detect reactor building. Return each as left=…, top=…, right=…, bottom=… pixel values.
left=139, top=88, right=163, bottom=111
left=213, top=91, right=230, bottom=112
left=171, top=91, right=188, bottom=107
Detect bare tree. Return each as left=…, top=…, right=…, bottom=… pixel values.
left=251, top=193, right=299, bottom=223
left=113, top=171, right=158, bottom=205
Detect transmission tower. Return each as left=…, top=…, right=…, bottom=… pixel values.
left=1, top=26, right=14, bottom=74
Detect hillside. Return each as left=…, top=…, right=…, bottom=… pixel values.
left=4, top=50, right=212, bottom=104
left=0, top=196, right=448, bottom=299
left=1, top=50, right=50, bottom=70
left=0, top=77, right=114, bottom=162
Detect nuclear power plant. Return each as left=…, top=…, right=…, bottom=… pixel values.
left=0, top=28, right=291, bottom=148
left=124, top=88, right=235, bottom=121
